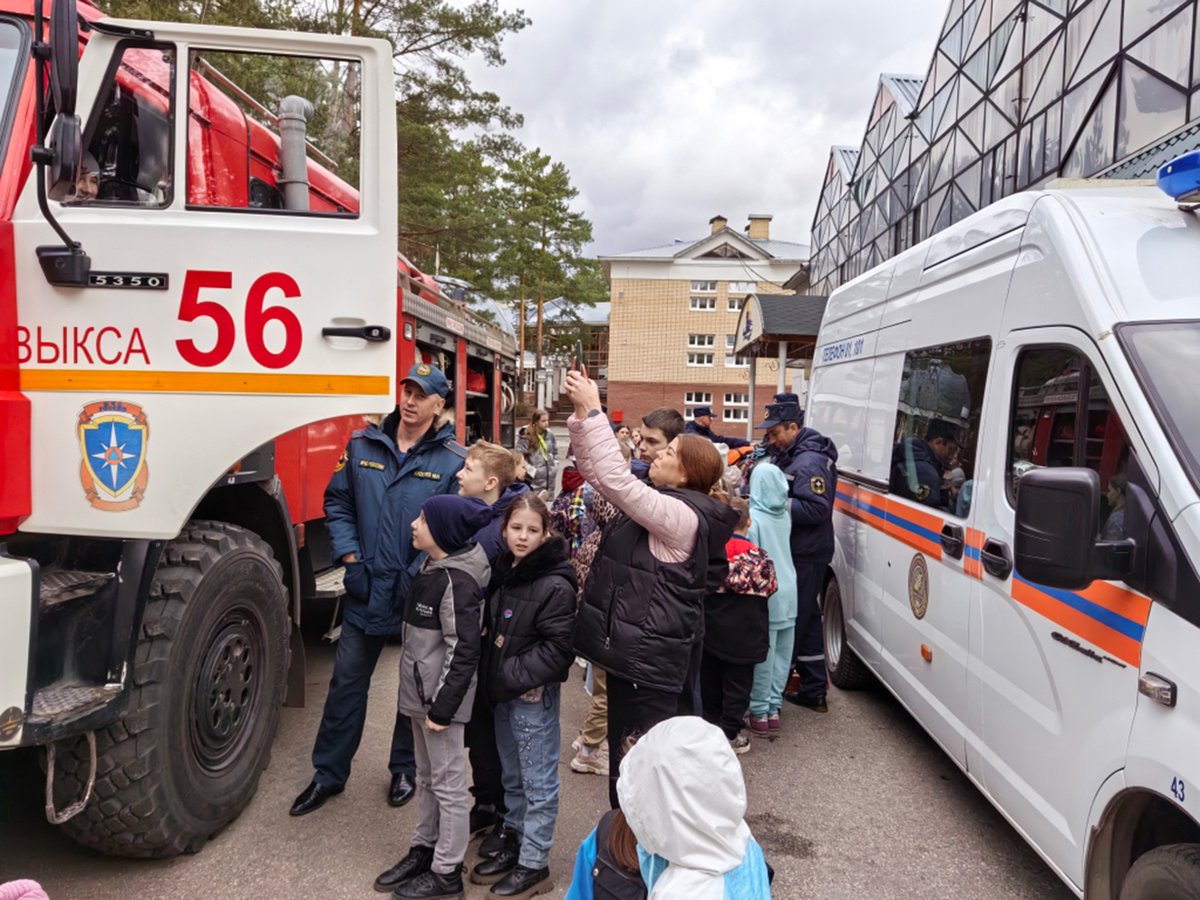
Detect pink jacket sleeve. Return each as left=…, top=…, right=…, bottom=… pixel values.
left=568, top=413, right=698, bottom=564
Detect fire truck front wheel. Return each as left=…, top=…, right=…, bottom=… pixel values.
left=54, top=520, right=291, bottom=857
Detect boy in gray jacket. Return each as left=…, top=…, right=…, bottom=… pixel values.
left=375, top=494, right=493, bottom=899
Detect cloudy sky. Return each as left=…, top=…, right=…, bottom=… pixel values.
left=460, top=0, right=949, bottom=258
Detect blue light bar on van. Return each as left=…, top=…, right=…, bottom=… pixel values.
left=1157, top=150, right=1200, bottom=203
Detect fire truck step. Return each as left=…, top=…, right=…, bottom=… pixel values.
left=311, top=566, right=346, bottom=600
left=29, top=681, right=121, bottom=724
left=39, top=568, right=115, bottom=612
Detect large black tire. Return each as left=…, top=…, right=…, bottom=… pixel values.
left=1120, top=844, right=1200, bottom=900
left=53, top=520, right=290, bottom=857
left=822, top=577, right=872, bottom=690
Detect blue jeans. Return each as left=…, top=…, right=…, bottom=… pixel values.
left=750, top=626, right=795, bottom=717
left=494, top=682, right=562, bottom=869
left=311, top=619, right=415, bottom=788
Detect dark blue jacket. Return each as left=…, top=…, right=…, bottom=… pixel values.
left=472, top=481, right=532, bottom=563
left=890, top=437, right=946, bottom=509
left=771, top=427, right=839, bottom=563
left=684, top=419, right=750, bottom=449
left=324, top=411, right=465, bottom=635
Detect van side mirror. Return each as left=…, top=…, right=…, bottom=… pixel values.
left=1015, top=467, right=1134, bottom=590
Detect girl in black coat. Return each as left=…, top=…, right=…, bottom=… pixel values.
left=470, top=495, right=578, bottom=896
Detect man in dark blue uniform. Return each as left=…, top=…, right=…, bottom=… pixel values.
left=290, top=364, right=466, bottom=816
left=684, top=405, right=750, bottom=448
left=757, top=396, right=839, bottom=712
left=890, top=418, right=958, bottom=509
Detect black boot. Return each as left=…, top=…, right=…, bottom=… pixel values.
left=470, top=830, right=519, bottom=885
left=469, top=803, right=499, bottom=838
left=490, top=865, right=552, bottom=897
left=374, top=845, right=434, bottom=893
left=391, top=867, right=464, bottom=899
left=478, top=821, right=512, bottom=859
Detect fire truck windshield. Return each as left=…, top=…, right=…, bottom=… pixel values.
left=1119, top=320, right=1200, bottom=492
left=0, top=20, right=25, bottom=163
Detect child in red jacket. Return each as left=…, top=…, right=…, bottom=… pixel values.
left=700, top=497, right=777, bottom=754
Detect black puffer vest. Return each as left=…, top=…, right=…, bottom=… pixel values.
left=574, top=488, right=738, bottom=693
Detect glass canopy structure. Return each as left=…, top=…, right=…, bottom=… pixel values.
left=807, top=0, right=1200, bottom=296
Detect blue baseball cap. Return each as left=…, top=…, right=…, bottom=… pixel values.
left=402, top=363, right=450, bottom=398
left=756, top=399, right=804, bottom=431
left=692, top=405, right=714, bottom=419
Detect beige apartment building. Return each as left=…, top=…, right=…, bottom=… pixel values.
left=599, top=214, right=809, bottom=434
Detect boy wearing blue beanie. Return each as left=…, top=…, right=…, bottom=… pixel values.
left=377, top=495, right=493, bottom=899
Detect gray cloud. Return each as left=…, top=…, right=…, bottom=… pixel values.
left=461, top=0, right=949, bottom=257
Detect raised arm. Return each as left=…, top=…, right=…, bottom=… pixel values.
left=564, top=374, right=697, bottom=564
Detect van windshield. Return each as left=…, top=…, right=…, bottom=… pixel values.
left=1119, top=321, right=1200, bottom=490
left=0, top=21, right=25, bottom=163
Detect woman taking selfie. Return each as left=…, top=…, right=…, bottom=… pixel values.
left=564, top=370, right=738, bottom=808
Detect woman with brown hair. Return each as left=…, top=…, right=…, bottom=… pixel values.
left=516, top=409, right=559, bottom=500
left=563, top=370, right=739, bottom=808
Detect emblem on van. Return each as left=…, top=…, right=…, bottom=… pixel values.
left=908, top=553, right=929, bottom=620
left=77, top=401, right=149, bottom=511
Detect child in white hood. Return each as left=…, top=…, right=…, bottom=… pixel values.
left=621, top=717, right=771, bottom=898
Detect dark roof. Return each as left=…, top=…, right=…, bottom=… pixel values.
left=1100, top=121, right=1200, bottom=181
left=754, top=293, right=828, bottom=337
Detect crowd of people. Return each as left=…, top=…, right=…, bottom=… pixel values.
left=287, top=361, right=839, bottom=899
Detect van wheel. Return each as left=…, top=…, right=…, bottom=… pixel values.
left=53, top=521, right=290, bottom=858
left=822, top=578, right=871, bottom=690
left=1120, top=844, right=1200, bottom=900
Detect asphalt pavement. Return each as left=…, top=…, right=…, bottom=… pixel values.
left=0, top=617, right=1073, bottom=900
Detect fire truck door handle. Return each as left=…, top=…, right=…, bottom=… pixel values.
left=321, top=325, right=392, bottom=343
left=980, top=538, right=1013, bottom=581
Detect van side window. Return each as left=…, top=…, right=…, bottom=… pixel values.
left=1008, top=348, right=1130, bottom=534
left=75, top=43, right=175, bottom=208
left=187, top=49, right=361, bottom=216
left=890, top=338, right=991, bottom=516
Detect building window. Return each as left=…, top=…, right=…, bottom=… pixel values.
left=690, top=296, right=717, bottom=311
left=688, top=334, right=715, bottom=348
left=728, top=296, right=746, bottom=312
left=728, top=281, right=756, bottom=294
left=687, top=352, right=715, bottom=367
left=684, top=391, right=713, bottom=419
left=690, top=281, right=717, bottom=292
left=724, top=392, right=749, bottom=422
left=725, top=335, right=749, bottom=367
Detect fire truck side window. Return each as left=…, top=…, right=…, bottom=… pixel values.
left=1008, top=347, right=1130, bottom=534
left=187, top=50, right=361, bottom=216
left=76, top=43, right=175, bottom=207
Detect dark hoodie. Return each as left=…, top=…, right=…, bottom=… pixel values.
left=483, top=537, right=579, bottom=703
left=890, top=437, right=946, bottom=509
left=772, top=427, right=839, bottom=564
left=472, top=481, right=532, bottom=562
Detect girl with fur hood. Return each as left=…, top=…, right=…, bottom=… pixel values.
left=471, top=495, right=578, bottom=898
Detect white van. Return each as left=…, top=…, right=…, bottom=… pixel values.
left=806, top=157, right=1200, bottom=900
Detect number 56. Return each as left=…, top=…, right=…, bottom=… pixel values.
left=176, top=270, right=302, bottom=369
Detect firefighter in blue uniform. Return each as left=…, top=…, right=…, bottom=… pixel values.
left=684, top=405, right=750, bottom=449
left=290, top=363, right=467, bottom=817
left=757, top=395, right=839, bottom=712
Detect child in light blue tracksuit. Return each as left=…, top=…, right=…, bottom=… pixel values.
left=747, top=463, right=798, bottom=738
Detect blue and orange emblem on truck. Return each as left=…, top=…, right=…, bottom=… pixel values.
left=77, top=401, right=149, bottom=511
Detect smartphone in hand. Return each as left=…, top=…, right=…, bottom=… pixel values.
left=573, top=340, right=588, bottom=379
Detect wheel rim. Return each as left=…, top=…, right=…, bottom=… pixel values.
left=823, top=586, right=843, bottom=672
left=190, top=607, right=264, bottom=773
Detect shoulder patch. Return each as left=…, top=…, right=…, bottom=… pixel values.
left=810, top=475, right=827, bottom=496
left=444, top=440, right=468, bottom=459
left=333, top=450, right=348, bottom=473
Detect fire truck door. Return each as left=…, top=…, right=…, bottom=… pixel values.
left=12, top=25, right=397, bottom=539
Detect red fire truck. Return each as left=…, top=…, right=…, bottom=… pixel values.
left=0, top=0, right=514, bottom=857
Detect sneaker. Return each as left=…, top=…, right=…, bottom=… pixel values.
left=730, top=733, right=751, bottom=755
left=570, top=743, right=609, bottom=776
left=570, top=732, right=582, bottom=752
left=767, top=712, right=781, bottom=735
left=747, top=715, right=770, bottom=738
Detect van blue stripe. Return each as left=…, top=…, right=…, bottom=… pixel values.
left=964, top=545, right=981, bottom=561
left=836, top=489, right=942, bottom=546
left=1013, top=575, right=1145, bottom=642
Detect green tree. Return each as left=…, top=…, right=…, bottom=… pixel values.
left=493, top=147, right=604, bottom=378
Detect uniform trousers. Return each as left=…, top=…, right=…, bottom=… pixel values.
left=792, top=561, right=828, bottom=700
